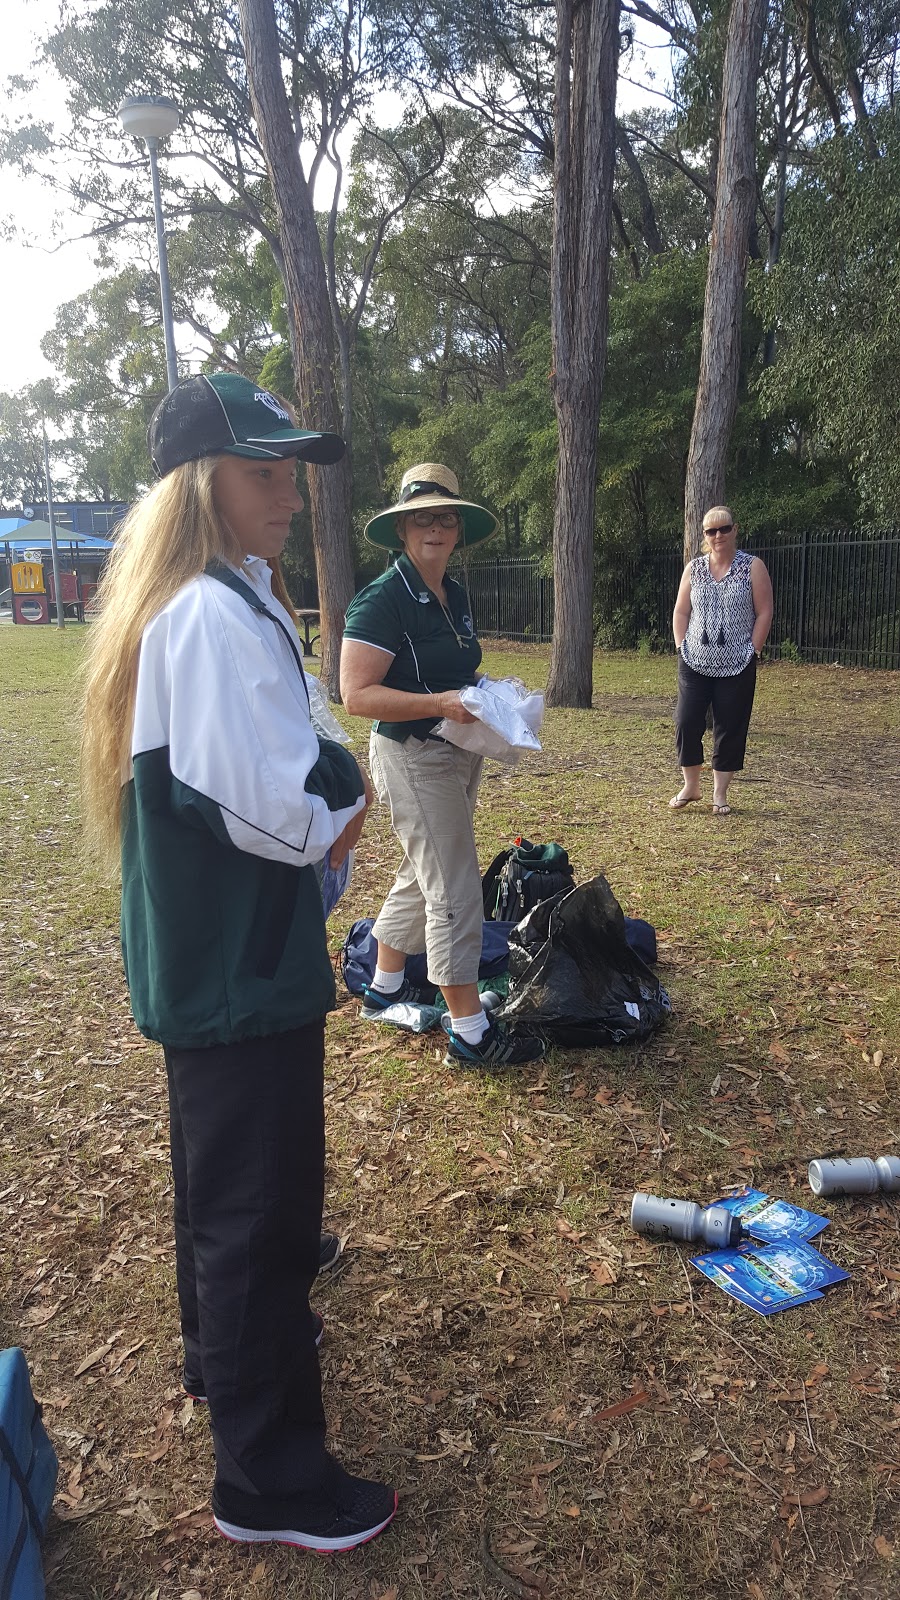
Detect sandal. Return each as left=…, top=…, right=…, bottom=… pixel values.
left=669, top=793, right=701, bottom=810
left=711, top=803, right=732, bottom=816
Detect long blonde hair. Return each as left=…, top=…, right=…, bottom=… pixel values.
left=81, top=457, right=240, bottom=860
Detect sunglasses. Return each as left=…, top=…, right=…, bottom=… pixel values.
left=408, top=510, right=460, bottom=528
left=704, top=523, right=734, bottom=535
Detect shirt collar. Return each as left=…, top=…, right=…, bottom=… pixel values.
left=394, top=551, right=434, bottom=605
left=225, top=554, right=275, bottom=596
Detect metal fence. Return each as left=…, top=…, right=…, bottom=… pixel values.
left=463, top=528, right=900, bottom=670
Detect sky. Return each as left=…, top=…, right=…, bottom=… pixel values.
left=0, top=0, right=674, bottom=397
left=1, top=3, right=99, bottom=394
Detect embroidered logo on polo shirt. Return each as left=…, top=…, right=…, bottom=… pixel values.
left=255, top=391, right=291, bottom=421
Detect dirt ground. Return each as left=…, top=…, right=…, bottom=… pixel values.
left=1, top=631, right=898, bottom=1599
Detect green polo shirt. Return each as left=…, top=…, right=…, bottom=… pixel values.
left=343, top=553, right=483, bottom=741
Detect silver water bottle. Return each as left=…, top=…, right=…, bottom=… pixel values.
left=808, top=1157, right=900, bottom=1197
left=630, top=1191, right=742, bottom=1249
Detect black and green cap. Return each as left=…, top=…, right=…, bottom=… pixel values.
left=148, top=372, right=345, bottom=478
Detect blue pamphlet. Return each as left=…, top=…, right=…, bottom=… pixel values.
left=714, top=1187, right=829, bottom=1243
left=691, top=1238, right=848, bottom=1317
left=315, top=849, right=353, bottom=919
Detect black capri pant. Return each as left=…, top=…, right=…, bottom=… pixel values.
left=675, top=656, right=757, bottom=772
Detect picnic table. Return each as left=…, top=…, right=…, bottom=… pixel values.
left=294, top=608, right=320, bottom=658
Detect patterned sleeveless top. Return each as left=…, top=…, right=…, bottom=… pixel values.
left=681, top=549, right=756, bottom=677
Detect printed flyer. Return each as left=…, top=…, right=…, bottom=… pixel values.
left=692, top=1238, right=848, bottom=1316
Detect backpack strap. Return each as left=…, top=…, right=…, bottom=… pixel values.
left=0, top=1417, right=44, bottom=1538
left=0, top=1504, right=28, bottom=1600
left=204, top=561, right=311, bottom=714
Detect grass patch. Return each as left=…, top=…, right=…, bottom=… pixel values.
left=1, top=628, right=899, bottom=1598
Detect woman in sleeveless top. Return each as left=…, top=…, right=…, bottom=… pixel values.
left=670, top=506, right=773, bottom=816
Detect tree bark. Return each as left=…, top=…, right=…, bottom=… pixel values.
left=683, top=0, right=766, bottom=562
left=237, top=0, right=356, bottom=699
left=546, top=0, right=621, bottom=708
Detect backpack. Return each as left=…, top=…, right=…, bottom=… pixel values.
left=482, top=838, right=575, bottom=923
left=0, top=1348, right=58, bottom=1600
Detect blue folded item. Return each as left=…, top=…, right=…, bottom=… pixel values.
left=691, top=1239, right=848, bottom=1317
left=341, top=913, right=656, bottom=998
left=341, top=918, right=515, bottom=996
left=0, top=1348, right=58, bottom=1600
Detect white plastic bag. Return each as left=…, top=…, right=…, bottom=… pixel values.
left=306, top=671, right=351, bottom=745
left=435, top=675, right=544, bottom=765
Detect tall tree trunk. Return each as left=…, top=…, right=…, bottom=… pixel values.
left=683, top=0, right=766, bottom=562
left=762, top=19, right=791, bottom=372
left=237, top=0, right=355, bottom=699
left=546, top=0, right=621, bottom=708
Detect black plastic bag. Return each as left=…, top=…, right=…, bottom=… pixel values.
left=499, top=875, right=671, bottom=1047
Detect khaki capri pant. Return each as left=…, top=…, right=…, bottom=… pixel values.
left=369, top=732, right=484, bottom=987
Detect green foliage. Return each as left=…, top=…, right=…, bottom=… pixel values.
left=2, top=0, right=898, bottom=557
left=757, top=116, right=900, bottom=522
left=0, top=390, right=48, bottom=507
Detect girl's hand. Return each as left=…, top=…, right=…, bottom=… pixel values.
left=330, top=766, right=374, bottom=867
left=434, top=690, right=477, bottom=724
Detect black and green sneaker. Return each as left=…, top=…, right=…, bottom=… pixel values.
left=444, top=1019, right=546, bottom=1069
left=361, top=976, right=433, bottom=1017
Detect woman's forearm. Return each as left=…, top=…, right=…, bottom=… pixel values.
left=343, top=682, right=444, bottom=722
left=752, top=608, right=773, bottom=652
left=672, top=607, right=691, bottom=649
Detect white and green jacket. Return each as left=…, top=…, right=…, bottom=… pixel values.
left=121, top=558, right=364, bottom=1048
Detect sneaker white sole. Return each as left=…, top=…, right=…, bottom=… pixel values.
left=213, top=1495, right=398, bottom=1552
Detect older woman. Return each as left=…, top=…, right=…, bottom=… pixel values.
left=340, top=463, right=545, bottom=1068
left=670, top=505, right=773, bottom=815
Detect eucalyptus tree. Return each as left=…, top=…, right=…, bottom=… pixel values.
left=403, top=0, right=622, bottom=705
left=0, top=391, right=51, bottom=508
left=682, top=0, right=766, bottom=559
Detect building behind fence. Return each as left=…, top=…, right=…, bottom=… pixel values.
left=462, top=528, right=900, bottom=670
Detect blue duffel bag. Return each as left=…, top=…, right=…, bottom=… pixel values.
left=0, top=1348, right=58, bottom=1600
left=341, top=917, right=516, bottom=997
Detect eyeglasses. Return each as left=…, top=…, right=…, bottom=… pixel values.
left=408, top=510, right=460, bottom=529
left=704, top=523, right=733, bottom=536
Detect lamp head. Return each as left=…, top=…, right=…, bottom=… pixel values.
left=118, top=95, right=181, bottom=141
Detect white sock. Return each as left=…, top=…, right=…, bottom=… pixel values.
left=372, top=966, right=404, bottom=993
left=450, top=1009, right=490, bottom=1044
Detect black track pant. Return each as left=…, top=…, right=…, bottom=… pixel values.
left=164, top=1022, right=327, bottom=1500
left=674, top=656, right=757, bottom=771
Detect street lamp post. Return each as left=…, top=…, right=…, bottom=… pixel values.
left=41, top=425, right=65, bottom=631
left=118, top=95, right=181, bottom=393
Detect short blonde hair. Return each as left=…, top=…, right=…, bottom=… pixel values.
left=702, top=505, right=736, bottom=550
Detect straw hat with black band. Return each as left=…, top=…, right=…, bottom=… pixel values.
left=364, top=463, right=499, bottom=552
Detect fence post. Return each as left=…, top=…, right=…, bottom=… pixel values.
left=539, top=575, right=546, bottom=642
left=797, top=529, right=808, bottom=654
left=495, top=558, right=502, bottom=635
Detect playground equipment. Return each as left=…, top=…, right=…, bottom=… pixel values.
left=11, top=560, right=50, bottom=625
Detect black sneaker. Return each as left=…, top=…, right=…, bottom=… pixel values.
left=318, top=1231, right=341, bottom=1273
left=444, top=1018, right=546, bottom=1069
left=361, top=975, right=432, bottom=1015
left=212, top=1458, right=398, bottom=1552
left=183, top=1312, right=324, bottom=1404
